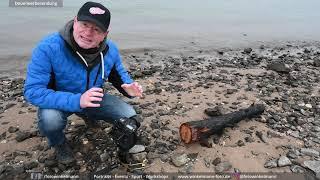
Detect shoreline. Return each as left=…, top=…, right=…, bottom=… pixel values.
left=1, top=39, right=320, bottom=79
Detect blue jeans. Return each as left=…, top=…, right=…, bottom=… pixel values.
left=38, top=94, right=136, bottom=146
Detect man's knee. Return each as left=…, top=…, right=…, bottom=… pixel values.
left=38, top=109, right=66, bottom=132
left=123, top=104, right=137, bottom=118
left=101, top=94, right=137, bottom=118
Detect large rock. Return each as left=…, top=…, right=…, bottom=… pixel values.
left=304, top=161, right=320, bottom=179
left=267, top=62, right=291, bottom=73
left=300, top=148, right=320, bottom=157
left=278, top=156, right=292, bottom=167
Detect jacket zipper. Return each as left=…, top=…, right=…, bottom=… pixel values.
left=86, top=63, right=103, bottom=91
left=86, top=70, right=90, bottom=91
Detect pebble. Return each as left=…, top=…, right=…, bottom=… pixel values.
left=203, top=158, right=211, bottom=168
left=290, top=165, right=305, bottom=173
left=245, top=136, right=255, bottom=143
left=278, top=156, right=292, bottom=167
left=15, top=131, right=32, bottom=142
left=129, top=145, right=146, bottom=154
left=300, top=148, right=320, bottom=157
left=215, top=161, right=232, bottom=172
left=267, top=62, right=290, bottom=73
left=160, top=154, right=169, bottom=162
left=264, top=159, right=278, bottom=168
left=8, top=126, right=19, bottom=133
left=100, top=152, right=110, bottom=162
left=204, top=106, right=224, bottom=116
left=212, top=157, right=221, bottom=166
left=132, top=152, right=147, bottom=162
left=237, top=140, right=245, bottom=147
left=24, top=161, right=38, bottom=170
left=255, top=131, right=268, bottom=143
left=171, top=153, right=189, bottom=167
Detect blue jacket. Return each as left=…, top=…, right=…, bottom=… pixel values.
left=24, top=32, right=133, bottom=112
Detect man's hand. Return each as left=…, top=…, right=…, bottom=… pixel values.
left=80, top=87, right=104, bottom=108
left=121, top=82, right=143, bottom=97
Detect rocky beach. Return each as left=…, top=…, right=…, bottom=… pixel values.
left=0, top=41, right=319, bottom=179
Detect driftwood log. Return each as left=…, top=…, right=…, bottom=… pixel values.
left=179, top=104, right=265, bottom=145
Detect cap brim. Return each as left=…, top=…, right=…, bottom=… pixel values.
left=77, top=16, right=108, bottom=32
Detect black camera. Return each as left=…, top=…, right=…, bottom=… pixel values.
left=111, top=116, right=140, bottom=151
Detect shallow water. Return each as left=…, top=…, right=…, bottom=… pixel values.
left=0, top=0, right=320, bottom=57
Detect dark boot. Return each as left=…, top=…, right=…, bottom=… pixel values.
left=54, top=141, right=74, bottom=164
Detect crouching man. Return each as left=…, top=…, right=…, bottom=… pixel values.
left=24, top=2, right=143, bottom=164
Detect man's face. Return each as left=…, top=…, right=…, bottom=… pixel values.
left=73, top=17, right=108, bottom=49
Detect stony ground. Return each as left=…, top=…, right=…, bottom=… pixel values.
left=0, top=42, right=319, bottom=179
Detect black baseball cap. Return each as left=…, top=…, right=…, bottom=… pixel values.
left=77, top=1, right=111, bottom=32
